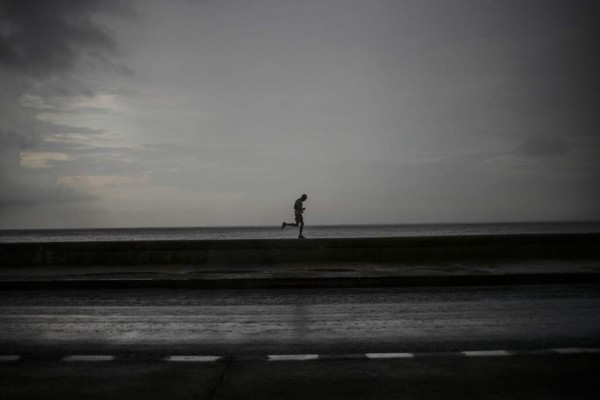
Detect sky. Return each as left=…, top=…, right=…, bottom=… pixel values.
left=0, top=0, right=599, bottom=229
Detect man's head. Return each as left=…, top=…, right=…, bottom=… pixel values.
left=301, top=194, right=307, bottom=200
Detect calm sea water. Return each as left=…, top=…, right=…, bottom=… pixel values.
left=0, top=222, right=599, bottom=243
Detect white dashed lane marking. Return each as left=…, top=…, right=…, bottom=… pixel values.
left=366, top=353, right=414, bottom=359
left=552, top=348, right=600, bottom=354
left=268, top=354, right=319, bottom=361
left=62, top=355, right=115, bottom=362
left=166, top=356, right=222, bottom=362
left=0, top=355, right=20, bottom=362
left=462, top=350, right=511, bottom=357
left=2, top=348, right=599, bottom=363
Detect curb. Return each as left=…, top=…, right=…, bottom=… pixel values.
left=1, top=272, right=599, bottom=290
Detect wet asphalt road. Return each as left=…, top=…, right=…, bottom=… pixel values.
left=1, top=284, right=599, bottom=356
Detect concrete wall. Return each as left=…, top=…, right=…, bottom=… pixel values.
left=0, top=234, right=600, bottom=266
left=1, top=234, right=599, bottom=266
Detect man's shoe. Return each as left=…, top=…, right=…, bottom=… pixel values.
left=298, top=235, right=306, bottom=239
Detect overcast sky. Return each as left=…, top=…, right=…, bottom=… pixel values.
left=1, top=0, right=598, bottom=229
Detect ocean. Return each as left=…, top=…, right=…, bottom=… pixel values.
left=0, top=222, right=599, bottom=243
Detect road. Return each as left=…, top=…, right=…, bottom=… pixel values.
left=1, top=284, right=599, bottom=399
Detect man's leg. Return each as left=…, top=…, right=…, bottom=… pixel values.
left=297, top=214, right=305, bottom=238
left=282, top=222, right=298, bottom=229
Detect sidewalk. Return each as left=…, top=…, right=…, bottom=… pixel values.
left=1, top=259, right=599, bottom=289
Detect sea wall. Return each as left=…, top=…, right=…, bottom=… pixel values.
left=1, top=233, right=599, bottom=266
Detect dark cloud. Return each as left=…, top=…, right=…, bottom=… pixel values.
left=0, top=0, right=132, bottom=214
left=0, top=0, right=132, bottom=77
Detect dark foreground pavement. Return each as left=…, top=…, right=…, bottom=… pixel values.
left=1, top=354, right=599, bottom=400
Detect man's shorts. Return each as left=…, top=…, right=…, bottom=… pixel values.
left=295, top=213, right=304, bottom=224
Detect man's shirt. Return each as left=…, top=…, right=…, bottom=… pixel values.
left=294, top=198, right=304, bottom=214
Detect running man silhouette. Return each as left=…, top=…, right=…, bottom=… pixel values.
left=282, top=194, right=308, bottom=239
